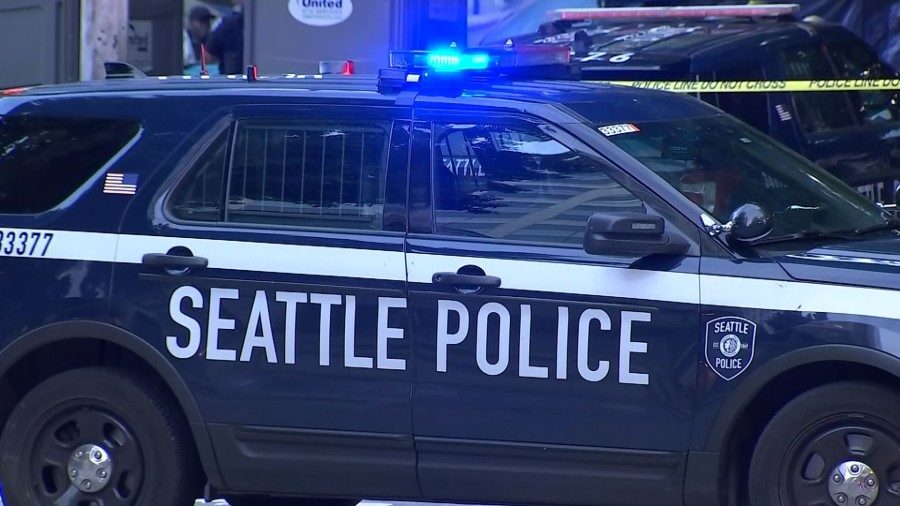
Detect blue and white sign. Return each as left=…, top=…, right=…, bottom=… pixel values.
left=705, top=316, right=756, bottom=381
left=288, top=0, right=353, bottom=27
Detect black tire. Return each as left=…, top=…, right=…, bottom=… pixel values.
left=749, top=381, right=900, bottom=506
left=0, top=366, right=201, bottom=505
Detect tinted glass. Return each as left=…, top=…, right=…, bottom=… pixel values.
left=595, top=114, right=888, bottom=237
left=781, top=46, right=857, bottom=133
left=826, top=38, right=900, bottom=124
left=170, top=130, right=229, bottom=222
left=227, top=120, right=389, bottom=231
left=713, top=65, right=770, bottom=132
left=0, top=116, right=139, bottom=213
left=433, top=122, right=643, bottom=245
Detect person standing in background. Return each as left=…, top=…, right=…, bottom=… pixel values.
left=207, top=0, right=244, bottom=75
left=183, top=5, right=218, bottom=75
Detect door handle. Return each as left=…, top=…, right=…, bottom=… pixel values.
left=432, top=272, right=501, bottom=288
left=142, top=253, right=208, bottom=270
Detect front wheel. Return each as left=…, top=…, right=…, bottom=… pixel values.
left=0, top=366, right=201, bottom=505
left=749, top=382, right=900, bottom=505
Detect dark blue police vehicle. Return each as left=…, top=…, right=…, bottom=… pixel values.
left=482, top=3, right=900, bottom=205
left=0, top=48, right=898, bottom=506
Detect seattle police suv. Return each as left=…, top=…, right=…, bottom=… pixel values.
left=482, top=3, right=900, bottom=205
left=0, top=45, right=898, bottom=506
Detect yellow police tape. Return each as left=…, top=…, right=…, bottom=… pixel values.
left=587, top=79, right=900, bottom=93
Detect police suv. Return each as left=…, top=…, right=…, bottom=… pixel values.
left=0, top=47, right=899, bottom=506
left=483, top=3, right=900, bottom=205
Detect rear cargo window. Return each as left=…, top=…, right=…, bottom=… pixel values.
left=0, top=116, right=140, bottom=213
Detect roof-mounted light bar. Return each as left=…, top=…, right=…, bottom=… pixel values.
left=553, top=4, right=800, bottom=21
left=389, top=44, right=571, bottom=74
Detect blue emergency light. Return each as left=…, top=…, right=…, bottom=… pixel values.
left=378, top=44, right=573, bottom=92
left=426, top=51, right=491, bottom=72
left=389, top=45, right=571, bottom=74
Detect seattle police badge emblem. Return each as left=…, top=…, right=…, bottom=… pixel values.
left=705, top=316, right=756, bottom=380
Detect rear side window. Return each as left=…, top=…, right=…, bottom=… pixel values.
left=226, top=120, right=389, bottom=231
left=0, top=116, right=140, bottom=213
left=170, top=130, right=229, bottom=222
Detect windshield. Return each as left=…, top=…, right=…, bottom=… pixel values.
left=576, top=112, right=890, bottom=238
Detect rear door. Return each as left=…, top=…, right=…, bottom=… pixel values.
left=406, top=110, right=702, bottom=505
left=111, top=103, right=418, bottom=497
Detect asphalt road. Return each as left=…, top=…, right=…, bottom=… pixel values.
left=197, top=501, right=460, bottom=506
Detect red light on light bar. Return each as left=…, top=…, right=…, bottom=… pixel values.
left=1, top=87, right=30, bottom=97
left=554, top=4, right=799, bottom=21
left=319, top=60, right=356, bottom=75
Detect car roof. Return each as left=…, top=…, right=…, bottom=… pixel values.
left=1, top=71, right=722, bottom=127
left=513, top=18, right=852, bottom=72
left=3, top=72, right=688, bottom=107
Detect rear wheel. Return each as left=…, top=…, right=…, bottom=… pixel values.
left=749, top=382, right=900, bottom=505
left=0, top=366, right=201, bottom=505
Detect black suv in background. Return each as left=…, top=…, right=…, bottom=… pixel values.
left=484, top=4, right=900, bottom=204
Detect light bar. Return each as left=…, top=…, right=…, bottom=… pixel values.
left=554, top=4, right=800, bottom=21
left=389, top=45, right=570, bottom=74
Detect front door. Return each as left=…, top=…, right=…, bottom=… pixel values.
left=111, top=105, right=418, bottom=497
left=405, top=114, right=701, bottom=505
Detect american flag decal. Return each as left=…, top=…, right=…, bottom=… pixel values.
left=775, top=104, right=792, bottom=122
left=103, top=172, right=139, bottom=195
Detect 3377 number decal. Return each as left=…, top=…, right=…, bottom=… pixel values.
left=0, top=230, right=54, bottom=257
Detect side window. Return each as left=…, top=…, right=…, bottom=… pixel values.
left=0, top=116, right=139, bottom=213
left=825, top=38, right=900, bottom=124
left=170, top=130, right=229, bottom=222
left=432, top=122, right=644, bottom=246
left=713, top=65, right=770, bottom=133
left=226, top=120, right=390, bottom=231
left=781, top=45, right=857, bottom=133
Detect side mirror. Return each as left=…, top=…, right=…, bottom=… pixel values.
left=727, top=203, right=773, bottom=242
left=583, top=212, right=689, bottom=256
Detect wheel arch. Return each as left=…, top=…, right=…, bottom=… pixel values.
left=0, top=320, right=224, bottom=487
left=689, top=345, right=900, bottom=505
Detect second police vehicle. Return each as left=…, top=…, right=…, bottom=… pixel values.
left=0, top=41, right=899, bottom=506
left=482, top=3, right=900, bottom=205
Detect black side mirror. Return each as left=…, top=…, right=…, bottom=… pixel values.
left=727, top=203, right=773, bottom=242
left=583, top=212, right=689, bottom=256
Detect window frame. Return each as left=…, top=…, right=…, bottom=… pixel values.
left=163, top=105, right=410, bottom=237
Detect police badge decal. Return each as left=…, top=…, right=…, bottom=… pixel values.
left=705, top=316, right=756, bottom=380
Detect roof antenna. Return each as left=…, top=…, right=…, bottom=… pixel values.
left=200, top=44, right=209, bottom=76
